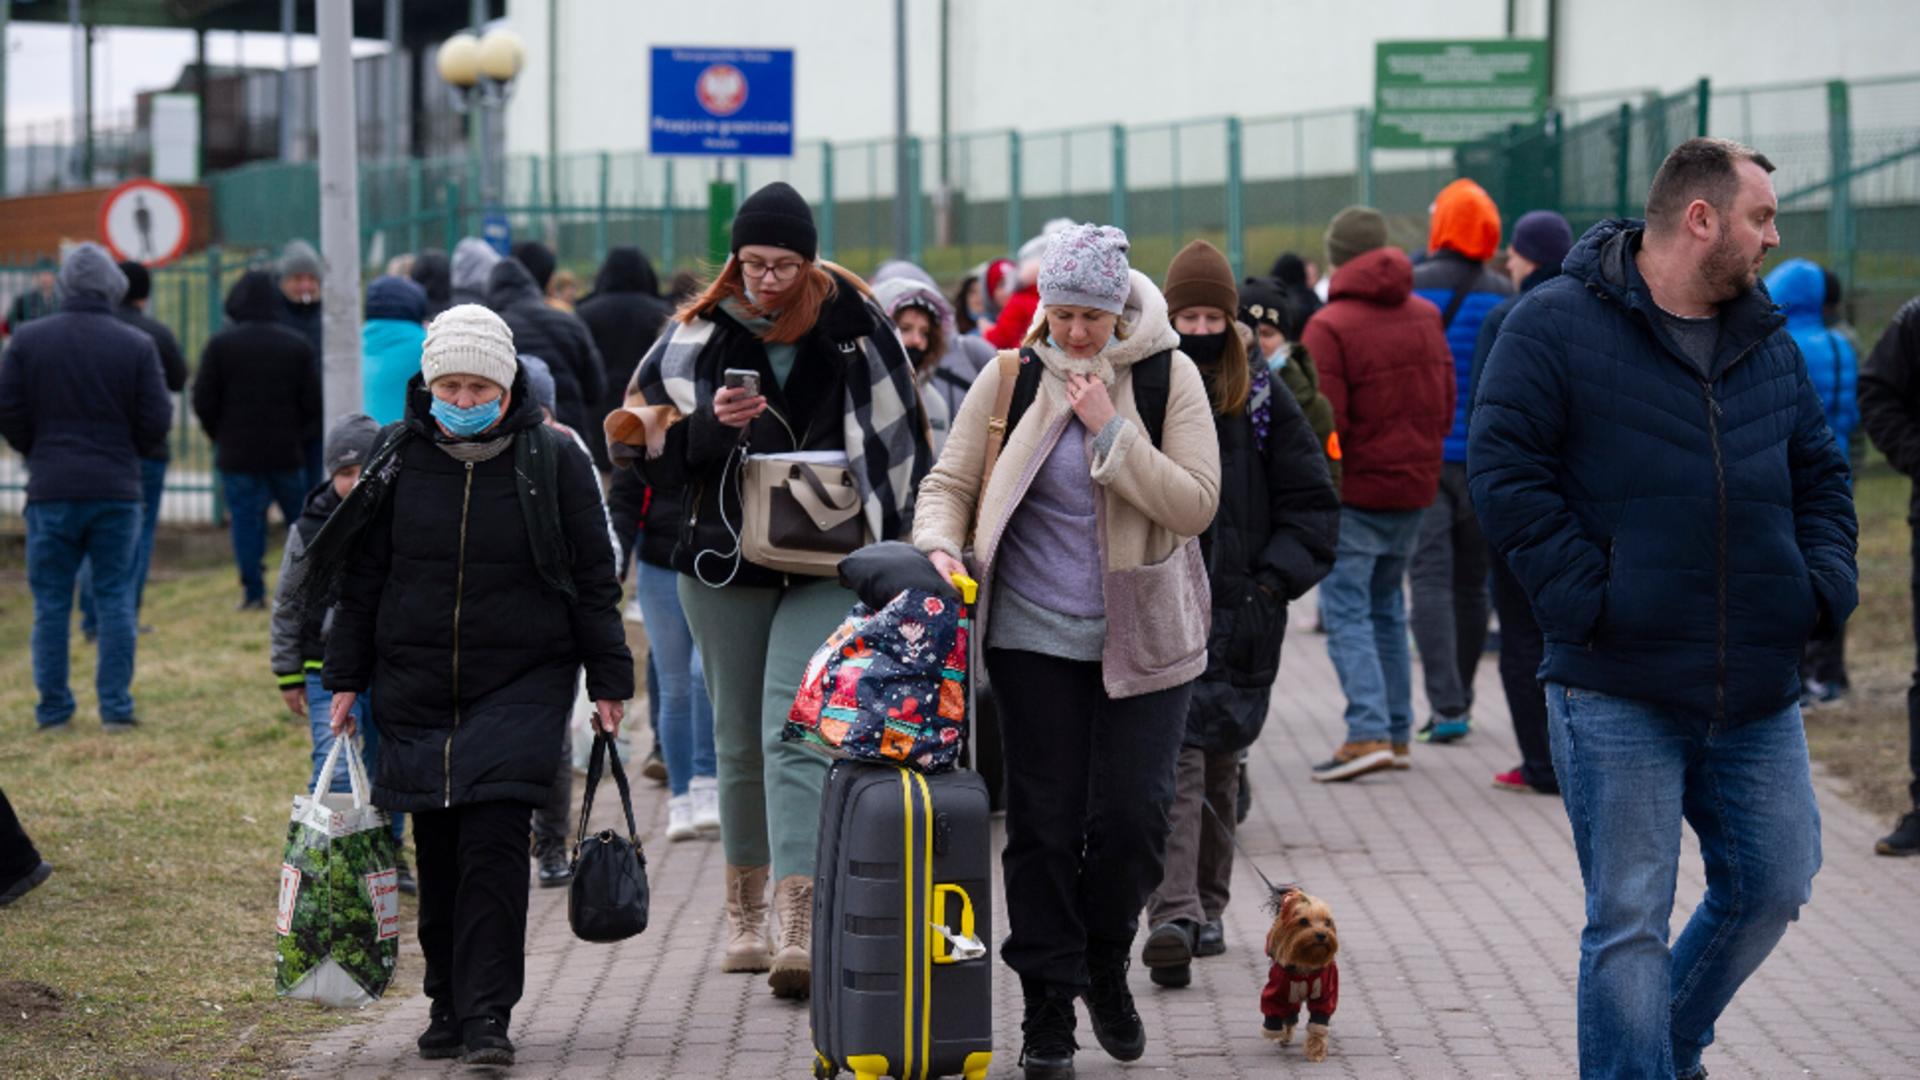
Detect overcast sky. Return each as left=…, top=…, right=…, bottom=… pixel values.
left=5, top=23, right=389, bottom=132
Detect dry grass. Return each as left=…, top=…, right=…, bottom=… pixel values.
left=1802, top=455, right=1916, bottom=823
left=0, top=544, right=414, bottom=1079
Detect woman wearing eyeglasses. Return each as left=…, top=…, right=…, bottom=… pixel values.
left=613, top=182, right=932, bottom=998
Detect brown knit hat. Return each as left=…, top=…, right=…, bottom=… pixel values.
left=1325, top=206, right=1389, bottom=269
left=1162, top=240, right=1238, bottom=316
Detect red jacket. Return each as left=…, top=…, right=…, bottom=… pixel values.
left=1261, top=961, right=1339, bottom=1025
left=984, top=286, right=1040, bottom=350
left=1300, top=248, right=1454, bottom=511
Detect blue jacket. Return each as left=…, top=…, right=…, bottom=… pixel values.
left=1414, top=250, right=1513, bottom=462
left=362, top=319, right=427, bottom=427
left=1765, top=258, right=1858, bottom=450
left=0, top=294, right=173, bottom=503
left=1467, top=219, right=1857, bottom=725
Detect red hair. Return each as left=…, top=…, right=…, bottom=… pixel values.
left=677, top=257, right=871, bottom=344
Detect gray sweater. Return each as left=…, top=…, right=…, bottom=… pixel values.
left=987, top=415, right=1124, bottom=661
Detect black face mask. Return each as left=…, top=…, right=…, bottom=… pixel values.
left=905, top=344, right=928, bottom=369
left=1179, top=331, right=1229, bottom=367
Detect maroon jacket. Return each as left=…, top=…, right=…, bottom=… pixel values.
left=1300, top=248, right=1454, bottom=511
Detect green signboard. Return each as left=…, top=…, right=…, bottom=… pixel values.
left=1374, top=40, right=1549, bottom=149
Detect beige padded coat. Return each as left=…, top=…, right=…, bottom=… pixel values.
left=912, top=269, right=1222, bottom=697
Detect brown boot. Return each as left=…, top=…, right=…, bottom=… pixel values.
left=767, top=874, right=813, bottom=998
left=722, top=864, right=773, bottom=973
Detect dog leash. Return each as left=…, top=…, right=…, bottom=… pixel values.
left=1202, top=799, right=1296, bottom=902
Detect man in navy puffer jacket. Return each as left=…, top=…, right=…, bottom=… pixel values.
left=1469, top=138, right=1856, bottom=1080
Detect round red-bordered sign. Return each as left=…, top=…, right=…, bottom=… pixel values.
left=98, top=178, right=191, bottom=267
left=696, top=63, right=748, bottom=117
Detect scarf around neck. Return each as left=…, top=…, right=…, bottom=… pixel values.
left=436, top=433, right=514, bottom=463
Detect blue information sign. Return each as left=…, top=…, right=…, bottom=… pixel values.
left=481, top=211, right=511, bottom=256
left=650, top=47, right=795, bottom=158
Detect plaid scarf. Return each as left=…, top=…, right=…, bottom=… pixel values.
left=629, top=290, right=930, bottom=542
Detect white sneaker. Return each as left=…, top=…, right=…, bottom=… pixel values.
left=690, top=775, right=722, bottom=838
left=623, top=596, right=645, bottom=624
left=667, top=795, right=697, bottom=841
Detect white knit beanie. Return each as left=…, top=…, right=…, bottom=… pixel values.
left=421, top=304, right=517, bottom=390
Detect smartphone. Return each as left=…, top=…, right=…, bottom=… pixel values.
left=723, top=368, right=761, bottom=397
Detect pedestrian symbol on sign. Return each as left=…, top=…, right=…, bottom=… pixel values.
left=697, top=63, right=747, bottom=116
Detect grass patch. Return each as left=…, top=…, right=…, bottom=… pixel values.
left=0, top=550, right=415, bottom=1079
left=1803, top=454, right=1916, bottom=822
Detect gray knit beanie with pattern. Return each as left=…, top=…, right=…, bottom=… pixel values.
left=1038, top=223, right=1132, bottom=315
left=421, top=303, right=518, bottom=390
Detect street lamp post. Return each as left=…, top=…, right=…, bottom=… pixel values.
left=437, top=27, right=525, bottom=251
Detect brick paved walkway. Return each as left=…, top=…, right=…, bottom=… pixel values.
left=296, top=611, right=1920, bottom=1079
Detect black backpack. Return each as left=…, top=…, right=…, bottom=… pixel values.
left=1003, top=346, right=1173, bottom=447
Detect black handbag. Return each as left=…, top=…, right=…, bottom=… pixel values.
left=566, top=733, right=651, bottom=943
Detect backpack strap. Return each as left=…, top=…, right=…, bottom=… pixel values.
left=1132, top=350, right=1172, bottom=448
left=979, top=350, right=1024, bottom=498
left=981, top=346, right=1173, bottom=499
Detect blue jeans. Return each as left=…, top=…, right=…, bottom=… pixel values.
left=26, top=500, right=141, bottom=726
left=306, top=675, right=404, bottom=844
left=636, top=562, right=716, bottom=796
left=79, top=456, right=168, bottom=635
left=1320, top=506, right=1424, bottom=745
left=222, top=470, right=307, bottom=603
left=1545, top=684, right=1822, bottom=1080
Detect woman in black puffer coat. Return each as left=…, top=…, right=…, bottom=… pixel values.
left=321, top=305, right=632, bottom=1067
left=1141, top=242, right=1339, bottom=989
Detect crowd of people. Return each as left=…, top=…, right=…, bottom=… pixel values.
left=3, top=134, right=1918, bottom=1080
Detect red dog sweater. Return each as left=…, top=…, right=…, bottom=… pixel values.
left=1261, top=962, right=1339, bottom=1028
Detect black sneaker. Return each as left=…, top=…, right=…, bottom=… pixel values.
left=536, top=844, right=572, bottom=887
left=1018, top=985, right=1078, bottom=1080
left=417, top=1008, right=461, bottom=1060
left=1877, top=810, right=1920, bottom=857
left=1141, top=920, right=1195, bottom=988
left=641, top=744, right=668, bottom=785
left=1081, top=951, right=1145, bottom=1061
left=394, top=855, right=417, bottom=896
left=102, top=716, right=141, bottom=735
left=237, top=597, right=267, bottom=612
left=461, top=1017, right=514, bottom=1066
left=0, top=861, right=53, bottom=907
left=1194, top=916, right=1226, bottom=958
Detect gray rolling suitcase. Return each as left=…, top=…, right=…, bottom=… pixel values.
left=811, top=761, right=994, bottom=1080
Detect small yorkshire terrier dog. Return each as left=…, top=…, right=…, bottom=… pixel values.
left=1260, top=887, right=1339, bottom=1062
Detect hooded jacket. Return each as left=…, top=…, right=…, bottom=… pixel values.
left=1300, top=247, right=1455, bottom=512
left=1766, top=258, right=1858, bottom=449
left=271, top=479, right=344, bottom=686
left=113, top=301, right=187, bottom=463
left=361, top=276, right=429, bottom=426
left=450, top=237, right=501, bottom=307
left=1186, top=359, right=1339, bottom=752
left=487, top=257, right=607, bottom=443
left=577, top=247, right=672, bottom=469
left=1468, top=218, right=1858, bottom=725
left=192, top=271, right=323, bottom=473
left=322, top=371, right=633, bottom=811
left=0, top=245, right=171, bottom=502
left=872, top=260, right=994, bottom=430
left=1415, top=212, right=1514, bottom=466
left=1859, top=297, right=1920, bottom=523
left=408, top=250, right=454, bottom=321
left=914, top=270, right=1223, bottom=698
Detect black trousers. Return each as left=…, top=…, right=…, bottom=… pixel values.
left=1907, top=531, right=1920, bottom=807
left=531, top=727, right=574, bottom=854
left=0, top=786, right=43, bottom=884
left=1489, top=550, right=1557, bottom=792
left=986, top=648, right=1190, bottom=991
left=413, top=800, right=534, bottom=1028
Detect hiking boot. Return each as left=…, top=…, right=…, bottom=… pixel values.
left=460, top=1017, right=514, bottom=1066
left=237, top=597, right=266, bottom=612
left=0, top=861, right=52, bottom=907
left=769, top=874, right=813, bottom=998
left=102, top=716, right=141, bottom=735
left=1141, top=920, right=1195, bottom=988
left=536, top=843, right=572, bottom=888
left=394, top=854, right=417, bottom=896
left=640, top=744, right=668, bottom=785
left=1234, top=761, right=1252, bottom=823
left=1877, top=810, right=1920, bottom=856
left=690, top=775, right=722, bottom=837
left=667, top=795, right=698, bottom=842
left=1194, top=916, right=1226, bottom=958
left=416, top=1007, right=461, bottom=1060
left=1310, top=741, right=1394, bottom=782
left=1392, top=742, right=1412, bottom=769
left=1415, top=714, right=1470, bottom=743
left=1018, top=982, right=1078, bottom=1079
left=722, top=864, right=773, bottom=973
left=1082, top=948, right=1145, bottom=1061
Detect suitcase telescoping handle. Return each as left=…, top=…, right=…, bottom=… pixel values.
left=929, top=882, right=986, bottom=963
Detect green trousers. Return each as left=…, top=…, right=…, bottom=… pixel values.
left=678, top=573, right=854, bottom=879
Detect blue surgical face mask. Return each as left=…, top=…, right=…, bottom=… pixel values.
left=431, top=396, right=502, bottom=437
left=1264, top=341, right=1290, bottom=372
